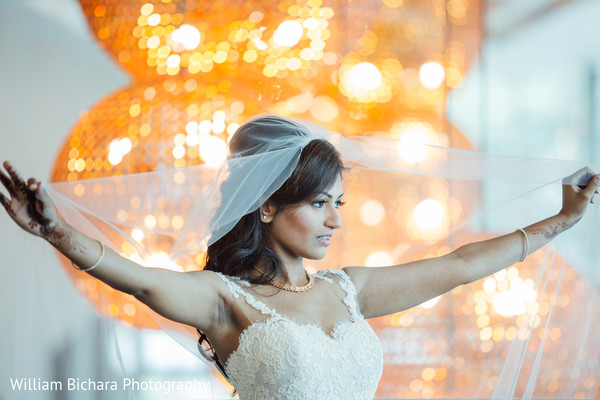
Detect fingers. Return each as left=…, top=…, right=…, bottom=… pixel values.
left=0, top=161, right=16, bottom=193
left=1, top=162, right=42, bottom=199
left=0, top=168, right=13, bottom=193
left=575, top=169, right=595, bottom=190
left=563, top=167, right=599, bottom=190
left=37, top=181, right=52, bottom=199
left=2, top=161, right=27, bottom=195
left=582, top=166, right=595, bottom=174
left=34, top=181, right=51, bottom=206
left=0, top=191, right=10, bottom=212
left=4, top=161, right=26, bottom=186
left=27, top=178, right=42, bottom=194
left=581, top=174, right=600, bottom=198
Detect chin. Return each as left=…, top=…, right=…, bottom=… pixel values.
left=303, top=250, right=327, bottom=260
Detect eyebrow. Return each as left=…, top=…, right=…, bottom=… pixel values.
left=319, top=192, right=344, bottom=199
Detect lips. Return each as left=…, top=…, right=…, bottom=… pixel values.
left=316, top=234, right=333, bottom=246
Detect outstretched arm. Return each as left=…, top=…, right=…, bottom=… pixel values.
left=0, top=161, right=224, bottom=332
left=344, top=168, right=600, bottom=320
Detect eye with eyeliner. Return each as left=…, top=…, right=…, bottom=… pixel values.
left=312, top=199, right=346, bottom=208
left=312, top=200, right=327, bottom=208
left=334, top=200, right=346, bottom=208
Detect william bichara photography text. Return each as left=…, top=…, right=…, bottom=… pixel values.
left=9, top=377, right=212, bottom=394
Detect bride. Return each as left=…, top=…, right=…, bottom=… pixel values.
left=1, top=115, right=598, bottom=399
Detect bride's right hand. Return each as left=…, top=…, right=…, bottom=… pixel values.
left=0, top=161, right=61, bottom=238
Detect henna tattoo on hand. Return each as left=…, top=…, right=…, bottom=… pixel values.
left=44, top=224, right=85, bottom=254
left=0, top=194, right=15, bottom=217
left=0, top=171, right=14, bottom=194
left=25, top=189, right=53, bottom=233
left=5, top=165, right=27, bottom=197
left=527, top=217, right=581, bottom=240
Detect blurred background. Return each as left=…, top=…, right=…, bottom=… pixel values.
left=0, top=0, right=599, bottom=399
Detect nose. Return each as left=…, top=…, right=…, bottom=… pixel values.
left=326, top=205, right=342, bottom=230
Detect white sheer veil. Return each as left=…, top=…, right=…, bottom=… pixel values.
left=16, top=114, right=600, bottom=397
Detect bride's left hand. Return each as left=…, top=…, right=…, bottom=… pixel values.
left=559, top=167, right=600, bottom=222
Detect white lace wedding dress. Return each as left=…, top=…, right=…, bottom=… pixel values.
left=215, top=269, right=383, bottom=400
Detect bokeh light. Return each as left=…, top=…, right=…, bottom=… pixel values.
left=365, top=251, right=394, bottom=267
left=273, top=20, right=304, bottom=47
left=78, top=0, right=378, bottom=82
left=51, top=78, right=270, bottom=327
left=360, top=199, right=386, bottom=226
left=419, top=61, right=446, bottom=89
left=393, top=120, right=441, bottom=163
left=51, top=1, right=599, bottom=398
left=413, top=199, right=446, bottom=231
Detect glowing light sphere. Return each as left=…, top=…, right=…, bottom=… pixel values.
left=170, top=24, right=202, bottom=50
left=51, top=79, right=269, bottom=328
left=198, top=133, right=228, bottom=167
left=269, top=87, right=347, bottom=130
left=347, top=62, right=383, bottom=90
left=365, top=251, right=393, bottom=267
left=273, top=20, right=304, bottom=47
left=492, top=281, right=534, bottom=317
left=78, top=0, right=378, bottom=82
left=393, top=120, right=440, bottom=163
left=309, top=95, right=339, bottom=122
left=360, top=199, right=386, bottom=226
left=335, top=0, right=482, bottom=110
left=413, top=198, right=446, bottom=231
left=419, top=61, right=446, bottom=89
left=338, top=61, right=388, bottom=104
left=420, top=295, right=441, bottom=309
left=131, top=228, right=144, bottom=242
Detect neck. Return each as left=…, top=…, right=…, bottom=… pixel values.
left=251, top=255, right=307, bottom=286
left=275, top=249, right=307, bottom=285
left=279, top=263, right=308, bottom=286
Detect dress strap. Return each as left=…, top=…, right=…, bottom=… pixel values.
left=214, top=272, right=277, bottom=317
left=314, top=269, right=363, bottom=322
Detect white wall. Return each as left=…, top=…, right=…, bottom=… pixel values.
left=0, top=2, right=129, bottom=399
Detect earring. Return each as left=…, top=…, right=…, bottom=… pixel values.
left=262, top=215, right=267, bottom=221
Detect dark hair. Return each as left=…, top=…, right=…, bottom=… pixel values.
left=204, top=138, right=344, bottom=283
left=198, top=117, right=345, bottom=381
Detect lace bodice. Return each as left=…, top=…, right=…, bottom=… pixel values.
left=215, top=269, right=383, bottom=400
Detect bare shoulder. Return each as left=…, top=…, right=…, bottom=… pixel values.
left=185, top=269, right=229, bottom=293
left=185, top=270, right=254, bottom=341
left=142, top=268, right=234, bottom=333
left=182, top=269, right=236, bottom=310
left=186, top=270, right=244, bottom=325
left=341, top=266, right=369, bottom=293
left=341, top=257, right=464, bottom=319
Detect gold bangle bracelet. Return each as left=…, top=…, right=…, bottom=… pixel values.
left=71, top=239, right=105, bottom=272
left=517, top=228, right=529, bottom=262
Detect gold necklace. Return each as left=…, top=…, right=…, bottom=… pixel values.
left=269, top=269, right=314, bottom=292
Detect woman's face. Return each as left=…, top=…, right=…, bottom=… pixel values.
left=267, top=175, right=344, bottom=261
